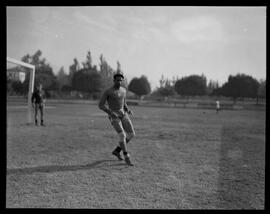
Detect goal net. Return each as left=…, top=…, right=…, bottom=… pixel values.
left=7, top=57, right=35, bottom=124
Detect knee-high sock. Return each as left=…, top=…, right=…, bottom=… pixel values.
left=114, top=138, right=130, bottom=153
left=119, top=141, right=127, bottom=153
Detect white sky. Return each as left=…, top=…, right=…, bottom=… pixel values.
left=7, top=6, right=266, bottom=89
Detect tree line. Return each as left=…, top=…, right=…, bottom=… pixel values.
left=151, top=73, right=266, bottom=104
left=7, top=49, right=266, bottom=103
left=7, top=50, right=124, bottom=99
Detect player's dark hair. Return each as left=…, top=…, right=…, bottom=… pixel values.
left=113, top=74, right=124, bottom=80
left=113, top=69, right=124, bottom=80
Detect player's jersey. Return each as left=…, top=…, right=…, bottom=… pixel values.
left=216, top=101, right=220, bottom=108
left=31, top=89, right=45, bottom=104
left=99, top=86, right=127, bottom=117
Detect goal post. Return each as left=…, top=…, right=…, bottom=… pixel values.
left=7, top=57, right=35, bottom=124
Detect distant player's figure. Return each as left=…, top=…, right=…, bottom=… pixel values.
left=98, top=70, right=135, bottom=166
left=216, top=100, right=220, bottom=113
left=31, top=83, right=46, bottom=126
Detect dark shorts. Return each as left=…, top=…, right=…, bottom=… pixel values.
left=35, top=103, right=44, bottom=110
left=34, top=103, right=44, bottom=116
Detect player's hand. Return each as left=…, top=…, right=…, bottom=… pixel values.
left=32, top=104, right=35, bottom=109
left=109, top=112, right=118, bottom=119
left=128, top=109, right=134, bottom=116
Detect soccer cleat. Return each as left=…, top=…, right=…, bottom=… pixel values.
left=41, top=123, right=46, bottom=126
left=124, top=154, right=134, bottom=166
left=112, top=150, right=123, bottom=161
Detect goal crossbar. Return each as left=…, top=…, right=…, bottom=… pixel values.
left=7, top=57, right=35, bottom=69
left=7, top=57, right=35, bottom=124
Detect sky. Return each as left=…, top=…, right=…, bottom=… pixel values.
left=7, top=6, right=266, bottom=89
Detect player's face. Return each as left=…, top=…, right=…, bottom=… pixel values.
left=114, top=76, right=123, bottom=87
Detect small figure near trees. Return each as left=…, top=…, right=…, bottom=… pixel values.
left=216, top=100, right=220, bottom=114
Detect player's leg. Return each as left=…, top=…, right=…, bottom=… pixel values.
left=122, top=114, right=135, bottom=143
left=34, top=104, right=38, bottom=125
left=40, top=104, right=45, bottom=126
left=110, top=117, right=126, bottom=160
left=113, top=114, right=135, bottom=153
left=110, top=117, right=133, bottom=165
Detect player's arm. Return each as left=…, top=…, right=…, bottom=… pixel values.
left=43, top=90, right=46, bottom=104
left=124, top=98, right=133, bottom=116
left=98, top=90, right=116, bottom=118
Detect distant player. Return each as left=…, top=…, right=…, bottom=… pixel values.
left=31, top=83, right=46, bottom=126
left=216, top=100, right=220, bottom=113
left=98, top=70, right=135, bottom=166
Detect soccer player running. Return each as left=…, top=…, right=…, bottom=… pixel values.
left=31, top=83, right=46, bottom=126
left=98, top=70, right=136, bottom=166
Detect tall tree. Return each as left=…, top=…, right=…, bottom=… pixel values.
left=99, top=54, right=114, bottom=87
left=21, top=54, right=31, bottom=64
left=11, top=81, right=24, bottom=95
left=21, top=50, right=55, bottom=92
left=128, top=75, right=151, bottom=99
left=31, top=50, right=42, bottom=66
left=99, top=54, right=113, bottom=77
left=159, top=74, right=166, bottom=88
left=257, top=80, right=266, bottom=98
left=175, top=74, right=207, bottom=97
left=82, top=51, right=92, bottom=69
left=56, top=66, right=69, bottom=89
left=69, top=58, right=80, bottom=74
left=257, top=79, right=266, bottom=104
left=155, top=75, right=175, bottom=97
left=72, top=70, right=103, bottom=93
left=69, top=58, right=80, bottom=88
left=207, top=80, right=219, bottom=95
left=117, top=61, right=121, bottom=72
left=220, top=73, right=259, bottom=103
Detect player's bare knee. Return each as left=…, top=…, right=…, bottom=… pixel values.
left=118, top=131, right=126, bottom=142
left=127, top=132, right=135, bottom=140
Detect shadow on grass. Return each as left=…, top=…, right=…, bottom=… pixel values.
left=7, top=159, right=128, bottom=175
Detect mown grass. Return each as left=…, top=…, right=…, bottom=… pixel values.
left=6, top=102, right=265, bottom=209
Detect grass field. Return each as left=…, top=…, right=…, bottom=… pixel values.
left=6, top=101, right=265, bottom=209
